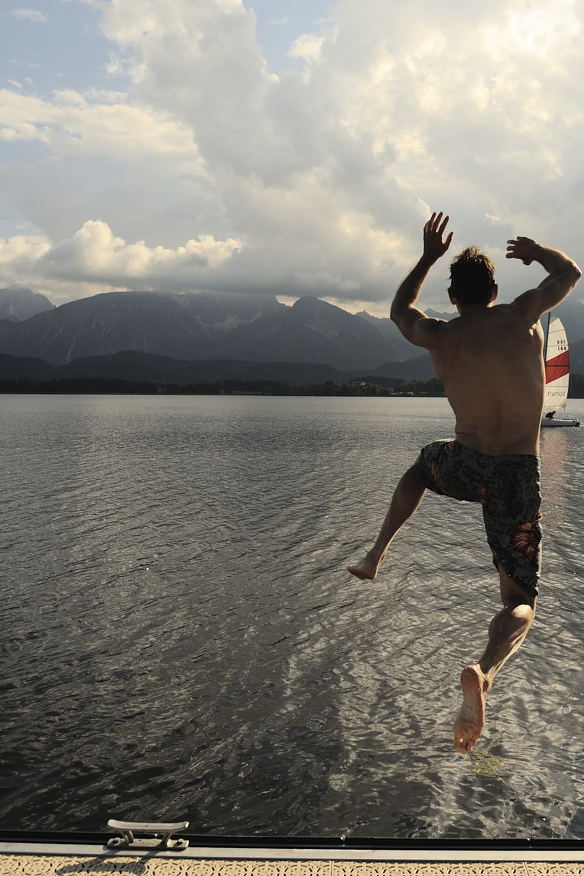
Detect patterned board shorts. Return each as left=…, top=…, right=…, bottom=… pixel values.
left=418, top=439, right=542, bottom=599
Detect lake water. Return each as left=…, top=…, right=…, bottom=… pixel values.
left=1, top=393, right=583, bottom=839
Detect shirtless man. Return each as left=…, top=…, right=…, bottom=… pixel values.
left=348, top=212, right=581, bottom=754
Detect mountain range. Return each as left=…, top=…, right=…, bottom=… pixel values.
left=0, top=286, right=54, bottom=322
left=0, top=287, right=419, bottom=372
left=1, top=286, right=584, bottom=382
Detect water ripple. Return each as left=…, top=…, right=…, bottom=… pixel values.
left=0, top=394, right=583, bottom=839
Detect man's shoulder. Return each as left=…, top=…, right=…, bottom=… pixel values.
left=489, top=302, right=516, bottom=315
left=491, top=300, right=542, bottom=327
left=475, top=302, right=529, bottom=323
left=430, top=313, right=460, bottom=331
left=441, top=305, right=530, bottom=343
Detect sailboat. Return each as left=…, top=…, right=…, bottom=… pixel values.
left=541, top=313, right=580, bottom=427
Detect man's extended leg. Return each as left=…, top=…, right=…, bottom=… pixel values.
left=347, top=460, right=427, bottom=580
left=453, top=569, right=536, bottom=754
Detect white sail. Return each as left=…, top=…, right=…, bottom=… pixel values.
left=543, top=315, right=570, bottom=413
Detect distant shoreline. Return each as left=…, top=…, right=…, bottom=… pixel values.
left=0, top=376, right=446, bottom=397
left=3, top=372, right=584, bottom=397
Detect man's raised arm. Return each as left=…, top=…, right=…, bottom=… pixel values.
left=508, top=237, right=581, bottom=322
left=390, top=211, right=453, bottom=348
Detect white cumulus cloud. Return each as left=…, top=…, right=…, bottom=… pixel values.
left=10, top=8, right=49, bottom=23
left=3, top=0, right=584, bottom=310
left=0, top=221, right=242, bottom=294
left=288, top=33, right=325, bottom=61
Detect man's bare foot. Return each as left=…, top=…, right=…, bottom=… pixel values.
left=347, top=551, right=381, bottom=580
left=453, top=664, right=489, bottom=754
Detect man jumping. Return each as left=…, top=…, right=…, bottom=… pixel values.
left=348, top=212, right=581, bottom=754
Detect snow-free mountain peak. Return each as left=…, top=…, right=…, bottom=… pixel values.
left=0, top=286, right=54, bottom=322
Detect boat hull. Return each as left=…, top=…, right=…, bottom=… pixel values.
left=541, top=418, right=580, bottom=427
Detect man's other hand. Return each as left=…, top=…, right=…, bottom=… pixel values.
left=423, top=212, right=454, bottom=263
left=506, top=236, right=539, bottom=266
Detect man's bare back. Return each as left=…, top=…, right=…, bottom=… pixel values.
left=347, top=213, right=581, bottom=753
left=429, top=303, right=545, bottom=456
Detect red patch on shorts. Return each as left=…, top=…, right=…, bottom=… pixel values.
left=511, top=520, right=541, bottom=566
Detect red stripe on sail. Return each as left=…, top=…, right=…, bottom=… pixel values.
left=545, top=350, right=570, bottom=384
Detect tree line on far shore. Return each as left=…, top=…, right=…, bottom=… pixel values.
left=0, top=376, right=444, bottom=396
left=2, top=372, right=584, bottom=397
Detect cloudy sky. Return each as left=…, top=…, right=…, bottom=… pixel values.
left=1, top=0, right=583, bottom=314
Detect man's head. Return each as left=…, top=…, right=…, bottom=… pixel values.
left=448, top=246, right=497, bottom=309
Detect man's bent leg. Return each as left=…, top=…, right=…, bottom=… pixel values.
left=479, top=567, right=536, bottom=686
left=347, top=461, right=426, bottom=580
left=453, top=568, right=536, bottom=754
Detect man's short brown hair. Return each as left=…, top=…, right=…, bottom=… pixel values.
left=449, top=246, right=496, bottom=306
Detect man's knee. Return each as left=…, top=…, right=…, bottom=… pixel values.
left=498, top=566, right=536, bottom=611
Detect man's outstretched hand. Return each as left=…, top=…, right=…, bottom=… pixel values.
left=506, top=236, right=539, bottom=266
left=423, top=212, right=453, bottom=263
